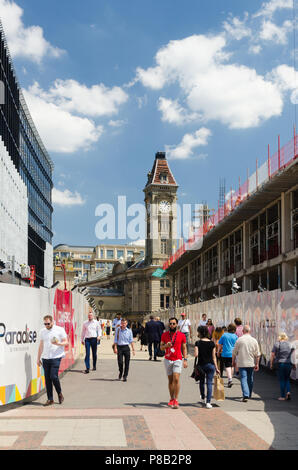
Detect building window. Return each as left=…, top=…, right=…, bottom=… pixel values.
left=161, top=239, right=167, bottom=254
left=160, top=280, right=164, bottom=288
left=117, top=250, right=124, bottom=259
left=73, top=261, right=82, bottom=268
left=127, top=250, right=134, bottom=259
left=107, top=249, right=114, bottom=259
left=160, top=172, right=168, bottom=183
left=100, top=248, right=104, bottom=258
left=160, top=294, right=169, bottom=308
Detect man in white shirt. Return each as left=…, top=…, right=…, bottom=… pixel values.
left=199, top=314, right=207, bottom=326
left=81, top=311, right=102, bottom=374
left=37, top=315, right=68, bottom=406
left=112, top=313, right=122, bottom=334
left=178, top=313, right=192, bottom=350
left=232, top=325, right=261, bottom=402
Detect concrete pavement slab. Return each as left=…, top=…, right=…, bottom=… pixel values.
left=0, top=337, right=296, bottom=450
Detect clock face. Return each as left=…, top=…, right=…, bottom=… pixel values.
left=159, top=200, right=170, bottom=213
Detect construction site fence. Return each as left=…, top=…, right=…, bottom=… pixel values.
left=159, top=288, right=298, bottom=380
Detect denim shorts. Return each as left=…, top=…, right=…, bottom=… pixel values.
left=164, top=359, right=183, bottom=375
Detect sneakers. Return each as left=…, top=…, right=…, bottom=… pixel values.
left=206, top=403, right=212, bottom=409
left=242, top=397, right=248, bottom=402
left=172, top=399, right=179, bottom=409
left=228, top=380, right=233, bottom=388
left=168, top=399, right=179, bottom=409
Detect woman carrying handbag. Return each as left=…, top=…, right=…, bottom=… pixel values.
left=270, top=332, right=296, bottom=401
left=194, top=325, right=220, bottom=408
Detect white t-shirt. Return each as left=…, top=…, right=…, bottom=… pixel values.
left=178, top=318, right=191, bottom=333
left=199, top=320, right=207, bottom=326
left=40, top=325, right=67, bottom=359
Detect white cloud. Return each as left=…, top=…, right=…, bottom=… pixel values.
left=259, top=19, right=292, bottom=44
left=108, top=119, right=127, bottom=127
left=52, top=188, right=86, bottom=206
left=23, top=83, right=104, bottom=153
left=269, top=64, right=298, bottom=103
left=158, top=97, right=201, bottom=125
left=223, top=14, right=252, bottom=40
left=136, top=34, right=283, bottom=129
left=254, top=0, right=293, bottom=18
left=165, top=127, right=211, bottom=160
left=22, top=78, right=128, bottom=153
left=249, top=44, right=262, bottom=54
left=42, top=79, right=128, bottom=117
left=0, top=0, right=64, bottom=63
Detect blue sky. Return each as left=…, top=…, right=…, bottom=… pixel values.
left=1, top=0, right=297, bottom=247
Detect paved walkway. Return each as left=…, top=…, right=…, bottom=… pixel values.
left=0, top=337, right=297, bottom=450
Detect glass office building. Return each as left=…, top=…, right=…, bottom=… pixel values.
left=0, top=21, right=53, bottom=287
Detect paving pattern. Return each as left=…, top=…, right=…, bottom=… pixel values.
left=0, top=337, right=297, bottom=450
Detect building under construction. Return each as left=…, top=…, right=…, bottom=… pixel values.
left=164, top=134, right=298, bottom=306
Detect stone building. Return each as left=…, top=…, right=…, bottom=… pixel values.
left=79, top=151, right=179, bottom=320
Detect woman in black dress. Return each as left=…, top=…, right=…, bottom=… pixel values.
left=139, top=322, right=148, bottom=351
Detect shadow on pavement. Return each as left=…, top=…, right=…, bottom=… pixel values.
left=90, top=378, right=119, bottom=382
left=235, top=367, right=298, bottom=450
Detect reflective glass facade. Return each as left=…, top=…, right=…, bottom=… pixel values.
left=0, top=23, right=53, bottom=286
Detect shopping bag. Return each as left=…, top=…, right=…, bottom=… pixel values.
left=213, top=374, right=225, bottom=401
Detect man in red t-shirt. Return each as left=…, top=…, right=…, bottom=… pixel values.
left=160, top=317, right=188, bottom=409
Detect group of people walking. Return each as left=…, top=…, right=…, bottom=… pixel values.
left=36, top=311, right=296, bottom=408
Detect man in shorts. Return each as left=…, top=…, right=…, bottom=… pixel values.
left=160, top=317, right=188, bottom=409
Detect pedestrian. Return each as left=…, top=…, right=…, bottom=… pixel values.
left=139, top=322, right=148, bottom=351
left=270, top=332, right=296, bottom=401
left=212, top=327, right=225, bottom=377
left=206, top=319, right=215, bottom=338
left=218, top=323, right=238, bottom=388
left=106, top=320, right=111, bottom=340
left=113, top=318, right=135, bottom=382
left=144, top=315, right=161, bottom=361
left=37, top=315, right=68, bottom=406
left=195, top=325, right=220, bottom=408
left=160, top=317, right=188, bottom=409
left=132, top=322, right=139, bottom=339
left=155, top=316, right=166, bottom=355
left=199, top=314, right=207, bottom=326
left=178, top=313, right=192, bottom=351
left=112, top=313, right=122, bottom=335
left=81, top=311, right=102, bottom=374
left=235, top=318, right=244, bottom=338
left=232, top=325, right=261, bottom=402
left=155, top=316, right=165, bottom=338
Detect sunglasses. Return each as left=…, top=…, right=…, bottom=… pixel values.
left=169, top=322, right=177, bottom=325
left=44, top=322, right=51, bottom=326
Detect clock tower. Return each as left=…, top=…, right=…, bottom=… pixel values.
left=144, top=151, right=178, bottom=266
